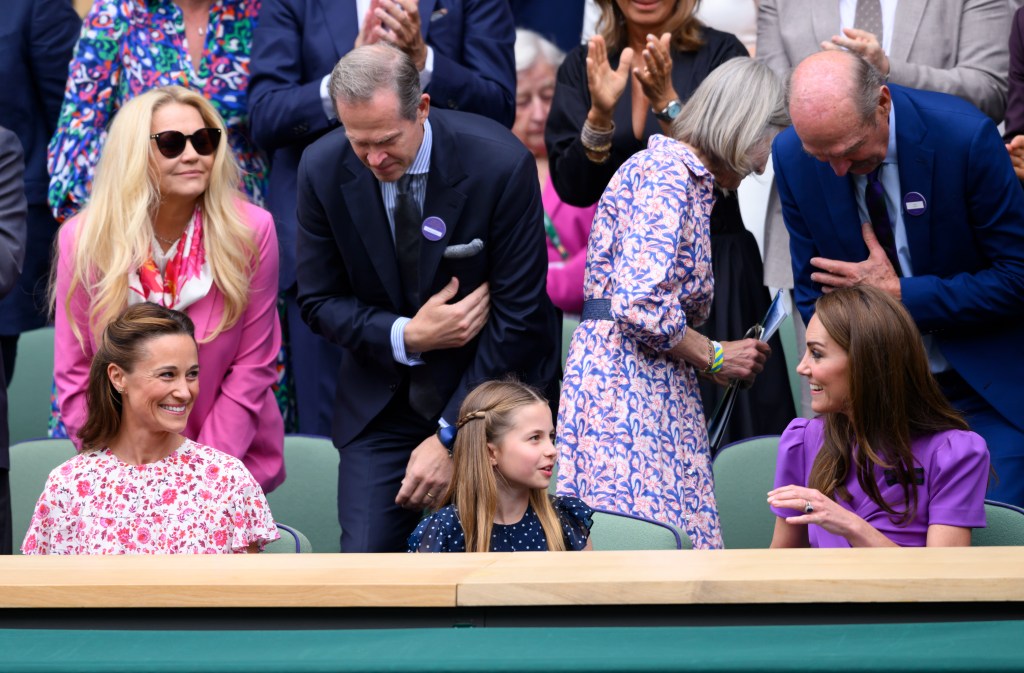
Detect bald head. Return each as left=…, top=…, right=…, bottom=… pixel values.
left=787, top=51, right=891, bottom=177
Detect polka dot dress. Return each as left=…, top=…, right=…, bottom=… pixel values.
left=408, top=496, right=593, bottom=552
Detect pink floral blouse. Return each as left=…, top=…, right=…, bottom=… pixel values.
left=22, top=439, right=278, bottom=554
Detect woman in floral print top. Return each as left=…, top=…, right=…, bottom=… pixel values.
left=47, top=0, right=267, bottom=222
left=22, top=303, right=278, bottom=554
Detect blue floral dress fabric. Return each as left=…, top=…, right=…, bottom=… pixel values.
left=47, top=0, right=267, bottom=222
left=555, top=134, right=723, bottom=549
left=408, top=496, right=593, bottom=552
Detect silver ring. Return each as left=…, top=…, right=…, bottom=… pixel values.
left=804, top=501, right=814, bottom=514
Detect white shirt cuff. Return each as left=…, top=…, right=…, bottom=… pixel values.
left=391, top=317, right=424, bottom=366
left=320, top=74, right=337, bottom=121
left=419, top=46, right=434, bottom=90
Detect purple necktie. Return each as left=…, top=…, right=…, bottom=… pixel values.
left=864, top=166, right=902, bottom=275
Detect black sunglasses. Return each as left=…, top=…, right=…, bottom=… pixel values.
left=149, top=127, right=222, bottom=158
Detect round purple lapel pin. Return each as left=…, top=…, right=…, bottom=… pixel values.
left=421, top=216, right=446, bottom=241
left=903, top=192, right=926, bottom=216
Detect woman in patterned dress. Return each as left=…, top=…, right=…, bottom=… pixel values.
left=23, top=303, right=278, bottom=554
left=556, top=58, right=788, bottom=549
left=48, top=0, right=266, bottom=223
left=52, top=86, right=284, bottom=494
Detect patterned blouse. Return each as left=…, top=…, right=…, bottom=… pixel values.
left=22, top=439, right=279, bottom=554
left=47, top=0, right=267, bottom=222
left=407, top=496, right=593, bottom=552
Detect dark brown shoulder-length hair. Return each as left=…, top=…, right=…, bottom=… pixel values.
left=595, top=0, right=705, bottom=53
left=807, top=286, right=968, bottom=525
left=78, top=303, right=197, bottom=451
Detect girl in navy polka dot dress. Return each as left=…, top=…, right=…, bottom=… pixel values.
left=408, top=380, right=593, bottom=552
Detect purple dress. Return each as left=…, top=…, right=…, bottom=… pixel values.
left=771, top=418, right=990, bottom=547
left=556, top=135, right=721, bottom=549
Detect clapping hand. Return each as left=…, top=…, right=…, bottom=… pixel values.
left=356, top=0, right=428, bottom=71
left=821, top=28, right=890, bottom=77
left=586, top=35, right=633, bottom=123
left=633, top=32, right=678, bottom=114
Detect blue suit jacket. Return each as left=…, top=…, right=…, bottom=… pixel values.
left=295, top=108, right=559, bottom=448
left=0, top=0, right=80, bottom=333
left=248, top=0, right=515, bottom=291
left=774, top=85, right=1024, bottom=427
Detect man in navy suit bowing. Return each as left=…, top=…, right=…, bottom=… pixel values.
left=774, top=50, right=1024, bottom=506
left=296, top=45, right=559, bottom=552
left=249, top=0, right=515, bottom=437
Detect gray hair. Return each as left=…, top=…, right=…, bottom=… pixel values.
left=849, top=53, right=886, bottom=122
left=672, top=57, right=790, bottom=178
left=514, top=28, right=565, bottom=73
left=328, top=44, right=422, bottom=121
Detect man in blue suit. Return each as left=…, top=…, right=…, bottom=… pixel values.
left=249, top=0, right=515, bottom=436
left=774, top=50, right=1024, bottom=507
left=0, top=0, right=80, bottom=554
left=296, top=45, right=558, bottom=552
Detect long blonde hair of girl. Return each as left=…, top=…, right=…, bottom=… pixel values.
left=55, top=85, right=257, bottom=345
left=442, top=380, right=566, bottom=552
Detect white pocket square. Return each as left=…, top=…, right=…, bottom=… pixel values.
left=443, top=238, right=484, bottom=259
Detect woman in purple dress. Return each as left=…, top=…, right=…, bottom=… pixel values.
left=556, top=58, right=787, bottom=550
left=768, top=286, right=990, bottom=547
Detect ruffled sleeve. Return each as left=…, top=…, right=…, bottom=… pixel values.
left=770, top=417, right=823, bottom=519
left=407, top=506, right=467, bottom=553
left=552, top=495, right=593, bottom=550
left=21, top=461, right=78, bottom=555
left=220, top=456, right=279, bottom=553
left=926, top=430, right=990, bottom=529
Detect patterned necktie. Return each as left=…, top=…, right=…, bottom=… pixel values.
left=864, top=166, right=901, bottom=275
left=854, top=0, right=883, bottom=43
left=394, top=173, right=421, bottom=313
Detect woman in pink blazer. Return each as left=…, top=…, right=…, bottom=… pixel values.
left=53, top=86, right=284, bottom=492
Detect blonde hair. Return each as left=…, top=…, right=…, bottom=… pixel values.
left=595, top=0, right=704, bottom=52
left=672, top=57, right=789, bottom=178
left=55, top=86, right=257, bottom=344
left=442, top=380, right=565, bottom=552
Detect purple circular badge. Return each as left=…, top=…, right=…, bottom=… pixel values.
left=421, top=216, right=446, bottom=241
left=903, top=192, right=927, bottom=216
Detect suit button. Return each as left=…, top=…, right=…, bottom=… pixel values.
left=447, top=100, right=458, bottom=109
left=388, top=383, right=398, bottom=392
left=293, top=123, right=308, bottom=135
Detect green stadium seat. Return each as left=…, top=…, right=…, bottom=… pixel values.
left=8, top=326, right=56, bottom=444
left=265, top=435, right=341, bottom=553
left=712, top=435, right=780, bottom=549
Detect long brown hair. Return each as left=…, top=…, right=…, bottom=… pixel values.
left=442, top=380, right=566, bottom=552
left=79, top=303, right=197, bottom=451
left=595, top=0, right=704, bottom=53
left=807, top=287, right=968, bottom=524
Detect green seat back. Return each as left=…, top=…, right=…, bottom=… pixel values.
left=8, top=327, right=56, bottom=444
left=561, top=316, right=579, bottom=366
left=712, top=436, right=780, bottom=549
left=777, top=317, right=802, bottom=415
left=264, top=523, right=313, bottom=553
left=972, top=501, right=1024, bottom=546
left=265, top=435, right=341, bottom=553
left=589, top=508, right=688, bottom=550
left=9, top=438, right=77, bottom=553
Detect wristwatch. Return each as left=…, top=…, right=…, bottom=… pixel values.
left=436, top=425, right=457, bottom=454
left=653, top=99, right=682, bottom=123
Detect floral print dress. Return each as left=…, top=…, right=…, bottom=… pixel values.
left=556, top=135, right=723, bottom=549
left=22, top=439, right=279, bottom=554
left=47, top=0, right=267, bottom=222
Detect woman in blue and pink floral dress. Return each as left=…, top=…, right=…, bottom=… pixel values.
left=47, top=0, right=267, bottom=223
left=556, top=59, right=788, bottom=549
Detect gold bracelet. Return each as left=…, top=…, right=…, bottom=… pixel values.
left=701, top=337, right=715, bottom=374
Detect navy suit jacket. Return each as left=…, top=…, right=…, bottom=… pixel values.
left=249, top=0, right=515, bottom=291
left=774, top=85, right=1024, bottom=427
left=295, top=108, right=559, bottom=448
left=0, top=0, right=80, bottom=333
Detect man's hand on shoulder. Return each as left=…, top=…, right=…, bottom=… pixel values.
left=396, top=433, right=453, bottom=510
left=404, top=277, right=490, bottom=353
left=809, top=223, right=901, bottom=299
